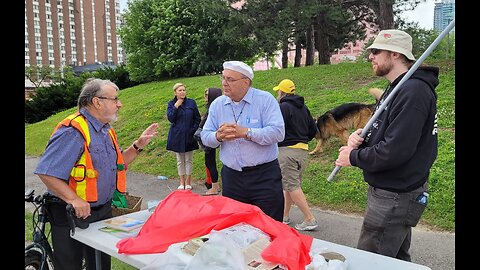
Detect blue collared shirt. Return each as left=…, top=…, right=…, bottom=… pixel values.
left=201, top=87, right=285, bottom=171
left=34, top=108, right=119, bottom=206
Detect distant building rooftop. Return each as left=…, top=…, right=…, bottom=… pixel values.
left=73, top=62, right=117, bottom=75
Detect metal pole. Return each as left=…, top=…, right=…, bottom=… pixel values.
left=327, top=19, right=456, bottom=182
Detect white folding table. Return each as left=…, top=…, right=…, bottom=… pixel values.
left=71, top=210, right=431, bottom=270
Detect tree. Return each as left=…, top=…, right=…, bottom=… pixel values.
left=311, top=0, right=373, bottom=64
left=119, top=0, right=256, bottom=82
left=25, top=65, right=62, bottom=88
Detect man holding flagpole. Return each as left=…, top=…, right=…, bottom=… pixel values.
left=335, top=29, right=439, bottom=261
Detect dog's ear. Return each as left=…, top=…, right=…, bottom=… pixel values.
left=368, top=88, right=384, bottom=103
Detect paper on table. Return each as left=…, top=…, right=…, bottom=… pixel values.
left=104, top=216, right=144, bottom=232
left=98, top=226, right=140, bottom=239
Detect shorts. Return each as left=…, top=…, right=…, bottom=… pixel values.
left=278, top=147, right=308, bottom=192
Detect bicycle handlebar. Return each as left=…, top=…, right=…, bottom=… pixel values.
left=25, top=189, right=89, bottom=237
left=66, top=204, right=77, bottom=236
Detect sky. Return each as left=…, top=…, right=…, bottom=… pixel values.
left=401, top=0, right=436, bottom=29
left=118, top=0, right=436, bottom=30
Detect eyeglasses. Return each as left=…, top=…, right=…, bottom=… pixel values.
left=370, top=48, right=383, bottom=55
left=96, top=96, right=120, bottom=104
left=220, top=75, right=246, bottom=83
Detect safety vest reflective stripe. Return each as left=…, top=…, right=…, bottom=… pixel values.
left=108, top=128, right=126, bottom=192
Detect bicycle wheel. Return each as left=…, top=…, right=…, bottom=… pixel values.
left=25, top=249, right=47, bottom=270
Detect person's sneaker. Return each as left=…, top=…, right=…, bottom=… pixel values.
left=177, top=185, right=185, bottom=190
left=295, top=219, right=318, bottom=231
left=283, top=216, right=291, bottom=225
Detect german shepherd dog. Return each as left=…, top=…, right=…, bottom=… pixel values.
left=309, top=88, right=384, bottom=155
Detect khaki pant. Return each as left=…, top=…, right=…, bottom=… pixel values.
left=278, top=147, right=308, bottom=192
left=175, top=151, right=193, bottom=175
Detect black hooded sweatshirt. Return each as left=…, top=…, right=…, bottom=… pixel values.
left=278, top=94, right=318, bottom=147
left=350, top=66, right=439, bottom=192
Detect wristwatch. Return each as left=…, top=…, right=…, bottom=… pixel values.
left=132, top=143, right=143, bottom=153
left=246, top=128, right=252, bottom=140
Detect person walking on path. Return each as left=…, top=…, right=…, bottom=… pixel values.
left=195, top=87, right=223, bottom=195
left=335, top=29, right=439, bottom=261
left=273, top=79, right=319, bottom=231
left=166, top=82, right=201, bottom=190
left=200, top=60, right=286, bottom=222
left=34, top=78, right=158, bottom=270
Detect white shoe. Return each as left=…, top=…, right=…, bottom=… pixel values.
left=185, top=185, right=192, bottom=190
left=295, top=219, right=318, bottom=231
left=177, top=185, right=185, bottom=190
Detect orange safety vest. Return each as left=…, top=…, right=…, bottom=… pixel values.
left=51, top=112, right=126, bottom=202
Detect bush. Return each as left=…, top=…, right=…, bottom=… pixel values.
left=25, top=83, right=77, bottom=123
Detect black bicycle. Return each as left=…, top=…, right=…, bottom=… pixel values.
left=25, top=189, right=87, bottom=270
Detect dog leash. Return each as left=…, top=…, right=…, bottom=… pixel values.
left=327, top=19, right=456, bottom=182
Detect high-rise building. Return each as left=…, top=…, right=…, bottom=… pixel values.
left=434, top=0, right=455, bottom=32
left=25, top=0, right=124, bottom=69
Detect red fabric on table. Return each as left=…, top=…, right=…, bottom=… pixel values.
left=116, top=190, right=313, bottom=270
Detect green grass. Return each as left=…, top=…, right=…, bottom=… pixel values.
left=25, top=60, right=455, bottom=232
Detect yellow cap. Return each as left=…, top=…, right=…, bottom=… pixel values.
left=273, top=79, right=295, bottom=94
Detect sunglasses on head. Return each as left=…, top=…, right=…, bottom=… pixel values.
left=370, top=48, right=383, bottom=55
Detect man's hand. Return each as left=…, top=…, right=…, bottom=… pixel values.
left=335, top=146, right=353, bottom=167
left=216, top=123, right=248, bottom=141
left=136, top=123, right=159, bottom=148
left=71, top=197, right=92, bottom=219
left=347, top=128, right=364, bottom=148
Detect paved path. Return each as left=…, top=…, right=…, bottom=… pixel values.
left=25, top=155, right=455, bottom=269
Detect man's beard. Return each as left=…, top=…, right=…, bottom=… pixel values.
left=375, top=60, right=393, bottom=77
left=106, top=112, right=118, bottom=123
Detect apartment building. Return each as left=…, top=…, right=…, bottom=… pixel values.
left=25, top=0, right=124, bottom=70
left=434, top=0, right=455, bottom=33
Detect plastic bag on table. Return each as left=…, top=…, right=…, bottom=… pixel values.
left=141, top=242, right=190, bottom=270
left=185, top=230, right=246, bottom=270
left=305, top=247, right=348, bottom=270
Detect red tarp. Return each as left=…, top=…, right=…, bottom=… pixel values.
left=116, top=190, right=313, bottom=270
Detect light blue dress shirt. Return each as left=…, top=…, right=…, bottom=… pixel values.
left=201, top=87, right=285, bottom=171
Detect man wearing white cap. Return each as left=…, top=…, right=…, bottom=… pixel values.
left=335, top=29, right=439, bottom=261
left=201, top=60, right=286, bottom=222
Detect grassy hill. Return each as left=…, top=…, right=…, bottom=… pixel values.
left=25, top=60, right=455, bottom=231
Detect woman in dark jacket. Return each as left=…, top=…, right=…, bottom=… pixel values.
left=195, top=87, right=223, bottom=195
left=166, top=82, right=201, bottom=190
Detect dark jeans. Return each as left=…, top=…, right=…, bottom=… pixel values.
left=47, top=199, right=113, bottom=270
left=221, top=159, right=284, bottom=222
left=357, top=182, right=428, bottom=261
